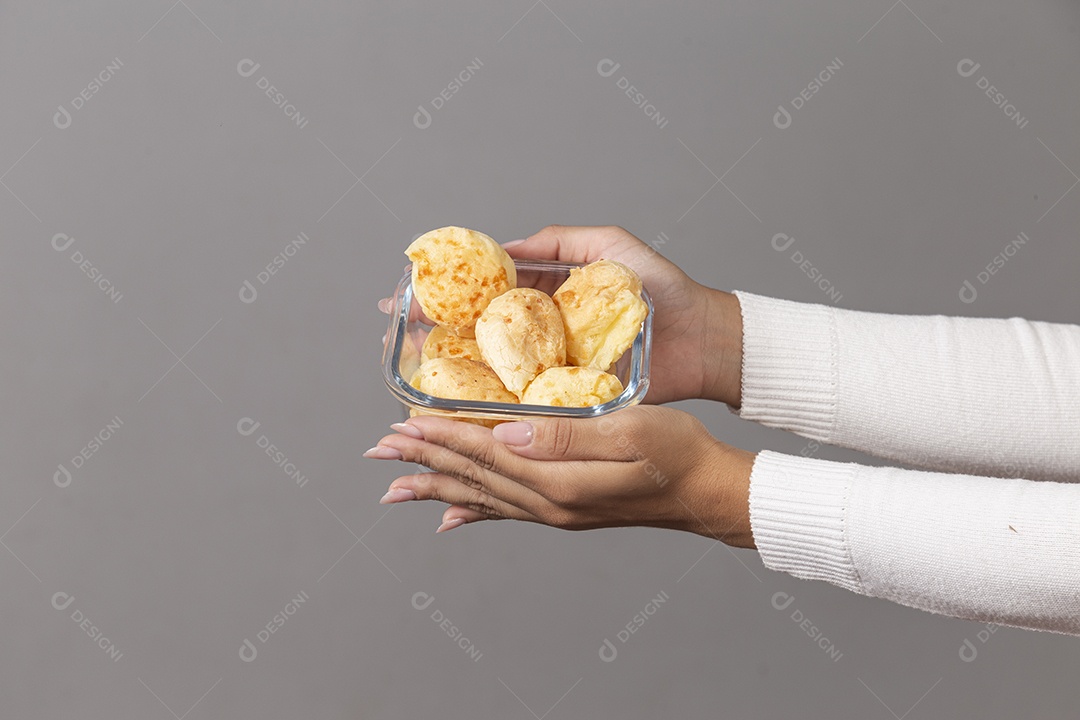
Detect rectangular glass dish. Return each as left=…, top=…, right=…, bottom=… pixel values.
left=382, top=259, right=652, bottom=423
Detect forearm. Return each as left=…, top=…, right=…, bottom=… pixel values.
left=749, top=451, right=1080, bottom=635
left=731, top=291, right=1080, bottom=481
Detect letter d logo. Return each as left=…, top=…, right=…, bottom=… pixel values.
left=599, top=638, right=618, bottom=662
left=239, top=638, right=258, bottom=662
left=959, top=639, right=978, bottom=662
left=53, top=105, right=72, bottom=130
left=773, top=105, right=792, bottom=130
left=239, top=280, right=258, bottom=304
left=52, top=591, right=75, bottom=611
left=237, top=417, right=261, bottom=436
left=54, top=464, right=72, bottom=488
left=411, top=591, right=435, bottom=611
left=52, top=233, right=75, bottom=252
left=771, top=591, right=795, bottom=611
left=957, top=59, right=980, bottom=78
left=959, top=280, right=978, bottom=304
left=596, top=59, right=620, bottom=77
left=413, top=105, right=432, bottom=130
left=237, top=59, right=261, bottom=78
left=771, top=233, right=795, bottom=252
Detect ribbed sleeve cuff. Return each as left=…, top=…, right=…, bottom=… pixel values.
left=748, top=451, right=862, bottom=593
left=732, top=291, right=838, bottom=441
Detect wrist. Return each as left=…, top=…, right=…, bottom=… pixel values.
left=700, top=288, right=743, bottom=407
left=680, top=441, right=756, bottom=549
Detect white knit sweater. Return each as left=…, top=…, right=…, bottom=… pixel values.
left=734, top=291, right=1080, bottom=635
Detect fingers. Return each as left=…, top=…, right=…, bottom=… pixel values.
left=402, top=415, right=617, bottom=492
left=382, top=471, right=537, bottom=523
left=504, top=225, right=633, bottom=264
left=486, top=411, right=650, bottom=463
left=403, top=409, right=654, bottom=466
left=438, top=506, right=490, bottom=533
left=371, top=426, right=546, bottom=510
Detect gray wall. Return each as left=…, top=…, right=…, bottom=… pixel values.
left=3, top=1, right=1078, bottom=717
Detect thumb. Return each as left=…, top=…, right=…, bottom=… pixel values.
left=503, top=225, right=633, bottom=265
left=492, top=415, right=635, bottom=461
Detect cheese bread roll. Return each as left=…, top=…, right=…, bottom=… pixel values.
left=475, top=288, right=566, bottom=397
left=420, top=325, right=483, bottom=364
left=521, top=366, right=624, bottom=407
left=410, top=357, right=517, bottom=428
left=553, top=259, right=648, bottom=371
left=405, top=227, right=516, bottom=336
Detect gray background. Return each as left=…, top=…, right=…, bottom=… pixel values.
left=2, top=0, right=1078, bottom=717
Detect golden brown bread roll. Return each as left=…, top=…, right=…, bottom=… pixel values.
left=475, top=288, right=566, bottom=397
left=410, top=357, right=518, bottom=428
left=521, top=366, right=624, bottom=407
left=553, top=259, right=648, bottom=371
left=406, top=227, right=517, bottom=336
left=420, top=326, right=484, bottom=364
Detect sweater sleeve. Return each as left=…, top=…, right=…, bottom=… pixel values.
left=732, top=291, right=1080, bottom=482
left=749, top=451, right=1080, bottom=634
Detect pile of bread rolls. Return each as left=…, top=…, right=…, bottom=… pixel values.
left=404, top=226, right=648, bottom=426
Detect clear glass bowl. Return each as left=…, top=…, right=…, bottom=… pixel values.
left=382, top=259, right=653, bottom=423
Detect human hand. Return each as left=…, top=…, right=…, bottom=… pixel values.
left=379, top=225, right=744, bottom=406
left=501, top=225, right=743, bottom=405
left=363, top=406, right=756, bottom=548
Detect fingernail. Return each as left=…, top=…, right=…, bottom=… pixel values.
left=390, top=422, right=424, bottom=439
left=436, top=517, right=466, bottom=534
left=363, top=446, right=403, bottom=460
left=492, top=421, right=533, bottom=446
left=381, top=332, right=388, bottom=344
left=378, top=298, right=392, bottom=313
left=501, top=239, right=526, bottom=248
left=380, top=487, right=417, bottom=504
